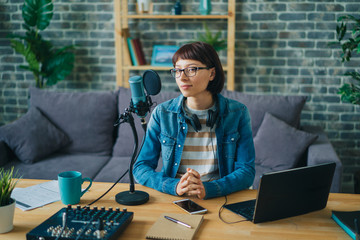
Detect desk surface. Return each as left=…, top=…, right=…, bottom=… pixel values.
left=3, top=179, right=360, bottom=239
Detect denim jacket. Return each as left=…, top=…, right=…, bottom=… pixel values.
left=133, top=93, right=255, bottom=199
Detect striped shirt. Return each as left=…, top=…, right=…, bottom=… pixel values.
left=176, top=104, right=219, bottom=182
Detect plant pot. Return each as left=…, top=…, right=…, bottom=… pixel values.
left=0, top=198, right=16, bottom=233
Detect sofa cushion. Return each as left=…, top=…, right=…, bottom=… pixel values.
left=93, top=156, right=131, bottom=183
left=0, top=140, right=11, bottom=167
left=254, top=112, right=318, bottom=172
left=0, top=107, right=70, bottom=164
left=112, top=87, right=179, bottom=156
left=2, top=153, right=111, bottom=180
left=29, top=87, right=118, bottom=155
left=222, top=90, right=306, bottom=136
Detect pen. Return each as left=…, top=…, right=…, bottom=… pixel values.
left=164, top=215, right=192, bottom=229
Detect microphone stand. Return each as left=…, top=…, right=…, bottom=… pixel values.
left=115, top=107, right=149, bottom=206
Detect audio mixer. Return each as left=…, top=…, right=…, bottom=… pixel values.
left=26, top=205, right=133, bottom=240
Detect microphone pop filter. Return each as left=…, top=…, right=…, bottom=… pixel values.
left=143, top=70, right=161, bottom=96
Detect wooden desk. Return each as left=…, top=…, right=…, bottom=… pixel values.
left=3, top=179, right=360, bottom=239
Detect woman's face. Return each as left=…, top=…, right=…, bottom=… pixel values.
left=174, top=59, right=215, bottom=99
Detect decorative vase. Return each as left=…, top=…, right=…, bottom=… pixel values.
left=199, top=0, right=212, bottom=15
left=0, top=198, right=16, bottom=233
left=137, top=0, right=152, bottom=13
left=174, top=0, right=182, bottom=15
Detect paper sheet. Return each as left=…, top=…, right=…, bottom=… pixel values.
left=11, top=180, right=60, bottom=211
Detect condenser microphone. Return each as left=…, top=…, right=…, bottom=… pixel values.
left=129, top=70, right=161, bottom=119
left=129, top=75, right=149, bottom=118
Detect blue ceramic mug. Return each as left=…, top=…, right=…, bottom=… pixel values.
left=58, top=171, right=92, bottom=205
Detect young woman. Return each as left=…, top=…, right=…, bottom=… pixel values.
left=133, top=42, right=255, bottom=199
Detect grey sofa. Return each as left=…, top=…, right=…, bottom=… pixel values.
left=0, top=87, right=342, bottom=192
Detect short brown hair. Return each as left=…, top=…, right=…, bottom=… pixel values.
left=172, top=42, right=225, bottom=95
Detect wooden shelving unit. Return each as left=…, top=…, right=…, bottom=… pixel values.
left=114, top=0, right=235, bottom=90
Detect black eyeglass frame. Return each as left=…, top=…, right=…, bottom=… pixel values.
left=169, top=67, right=211, bottom=78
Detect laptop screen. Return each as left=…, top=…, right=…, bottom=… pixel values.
left=252, top=162, right=336, bottom=223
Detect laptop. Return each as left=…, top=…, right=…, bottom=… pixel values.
left=224, top=162, right=336, bottom=223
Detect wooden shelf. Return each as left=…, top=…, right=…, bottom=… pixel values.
left=123, top=65, right=229, bottom=71
left=114, top=0, right=236, bottom=90
left=126, top=14, right=230, bottom=19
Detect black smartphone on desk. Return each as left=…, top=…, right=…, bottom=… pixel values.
left=173, top=199, right=207, bottom=214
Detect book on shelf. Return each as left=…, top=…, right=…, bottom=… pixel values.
left=127, top=37, right=138, bottom=66
left=332, top=210, right=360, bottom=240
left=132, top=38, right=146, bottom=65
left=121, top=28, right=132, bottom=66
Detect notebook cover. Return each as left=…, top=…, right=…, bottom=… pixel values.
left=146, top=213, right=203, bottom=240
left=332, top=210, right=360, bottom=240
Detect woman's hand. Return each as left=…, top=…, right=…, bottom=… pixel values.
left=176, top=168, right=206, bottom=199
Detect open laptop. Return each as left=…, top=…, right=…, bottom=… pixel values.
left=224, top=162, right=336, bottom=223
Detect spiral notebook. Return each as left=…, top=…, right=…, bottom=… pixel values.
left=146, top=213, right=204, bottom=240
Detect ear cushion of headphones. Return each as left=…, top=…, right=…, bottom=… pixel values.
left=184, top=113, right=202, bottom=132
left=206, top=109, right=218, bottom=129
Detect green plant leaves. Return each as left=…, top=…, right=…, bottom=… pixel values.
left=22, top=0, right=53, bottom=30
left=338, top=83, right=360, bottom=105
left=9, top=0, right=74, bottom=88
left=0, top=167, right=21, bottom=206
left=195, top=23, right=227, bottom=52
left=10, top=39, right=40, bottom=71
left=43, top=52, right=75, bottom=86
left=335, top=14, right=360, bottom=105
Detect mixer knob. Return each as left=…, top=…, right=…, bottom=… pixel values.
left=123, top=208, right=127, bottom=212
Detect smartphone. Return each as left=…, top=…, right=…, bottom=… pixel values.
left=173, top=199, right=207, bottom=214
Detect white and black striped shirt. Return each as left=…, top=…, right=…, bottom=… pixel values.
left=176, top=104, right=219, bottom=182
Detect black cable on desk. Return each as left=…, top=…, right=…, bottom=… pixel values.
left=218, top=195, right=250, bottom=224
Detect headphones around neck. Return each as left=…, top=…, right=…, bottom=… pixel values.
left=182, top=98, right=219, bottom=132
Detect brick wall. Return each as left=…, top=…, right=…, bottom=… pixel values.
left=1, top=0, right=359, bottom=192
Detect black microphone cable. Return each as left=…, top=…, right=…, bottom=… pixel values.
left=83, top=168, right=129, bottom=207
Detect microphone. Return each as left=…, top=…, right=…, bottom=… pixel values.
left=128, top=70, right=161, bottom=119
left=129, top=75, right=149, bottom=118
left=115, top=69, right=161, bottom=206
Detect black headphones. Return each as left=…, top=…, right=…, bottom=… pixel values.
left=182, top=98, right=220, bottom=132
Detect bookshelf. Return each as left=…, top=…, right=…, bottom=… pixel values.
left=114, top=0, right=236, bottom=90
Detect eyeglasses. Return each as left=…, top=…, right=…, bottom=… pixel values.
left=169, top=67, right=210, bottom=78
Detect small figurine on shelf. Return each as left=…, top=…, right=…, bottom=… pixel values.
left=174, top=0, right=182, bottom=15
left=137, top=0, right=153, bottom=14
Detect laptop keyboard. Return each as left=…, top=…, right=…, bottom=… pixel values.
left=224, top=199, right=256, bottom=220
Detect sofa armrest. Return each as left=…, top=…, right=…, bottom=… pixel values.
left=0, top=140, right=13, bottom=167
left=302, top=125, right=343, bottom=193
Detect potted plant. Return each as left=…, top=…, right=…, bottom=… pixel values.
left=8, top=0, right=75, bottom=88
left=0, top=167, right=21, bottom=233
left=332, top=15, right=360, bottom=105
left=194, top=23, right=227, bottom=52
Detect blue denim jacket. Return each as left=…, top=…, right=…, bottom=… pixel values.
left=133, top=93, right=255, bottom=199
